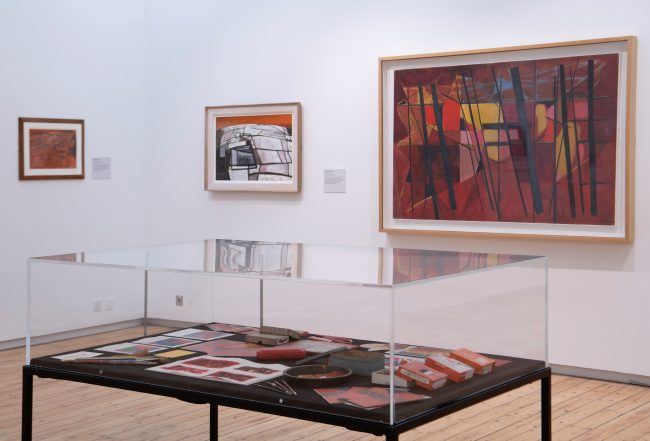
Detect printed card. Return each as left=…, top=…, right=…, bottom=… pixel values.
left=164, top=328, right=234, bottom=341
left=95, top=343, right=165, bottom=355
left=133, top=336, right=200, bottom=348
left=52, top=351, right=102, bottom=361
left=148, top=356, right=287, bottom=386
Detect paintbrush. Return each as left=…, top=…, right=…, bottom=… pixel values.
left=294, top=347, right=348, bottom=366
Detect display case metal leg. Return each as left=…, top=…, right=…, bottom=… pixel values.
left=22, top=367, right=33, bottom=441
left=210, top=402, right=218, bottom=440
left=541, top=374, right=552, bottom=440
left=386, top=431, right=399, bottom=440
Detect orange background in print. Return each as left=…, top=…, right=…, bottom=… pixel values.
left=216, top=114, right=292, bottom=129
left=29, top=129, right=77, bottom=169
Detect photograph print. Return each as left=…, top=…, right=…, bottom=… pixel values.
left=205, top=103, right=301, bottom=192
left=380, top=37, right=635, bottom=241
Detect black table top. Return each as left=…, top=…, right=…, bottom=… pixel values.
left=31, top=324, right=546, bottom=425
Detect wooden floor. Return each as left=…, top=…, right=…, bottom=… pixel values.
left=1, top=326, right=649, bottom=440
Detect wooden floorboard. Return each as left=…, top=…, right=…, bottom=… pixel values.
left=0, top=326, right=648, bottom=440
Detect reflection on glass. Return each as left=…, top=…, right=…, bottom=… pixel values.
left=213, top=240, right=296, bottom=277
left=33, top=239, right=540, bottom=287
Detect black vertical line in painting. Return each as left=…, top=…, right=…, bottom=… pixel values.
left=417, top=82, right=440, bottom=219
left=558, top=65, right=577, bottom=218
left=587, top=59, right=598, bottom=216
left=497, top=107, right=501, bottom=205
left=552, top=74, right=558, bottom=224
left=430, top=82, right=457, bottom=210
left=406, top=100, right=415, bottom=218
left=469, top=75, right=501, bottom=220
left=510, top=66, right=544, bottom=214
left=461, top=75, right=494, bottom=211
left=406, top=97, right=430, bottom=217
left=570, top=66, right=586, bottom=214
left=490, top=67, right=529, bottom=218
left=532, top=61, right=538, bottom=223
left=453, top=77, right=485, bottom=211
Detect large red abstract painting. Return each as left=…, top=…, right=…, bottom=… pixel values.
left=392, top=54, right=619, bottom=225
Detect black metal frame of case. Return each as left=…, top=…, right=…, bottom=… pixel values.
left=22, top=364, right=551, bottom=440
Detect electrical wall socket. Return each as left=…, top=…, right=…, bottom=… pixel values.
left=104, top=297, right=115, bottom=311
left=175, top=295, right=184, bottom=306
left=92, top=299, right=102, bottom=312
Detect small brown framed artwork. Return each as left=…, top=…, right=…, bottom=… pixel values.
left=19, top=117, right=85, bottom=180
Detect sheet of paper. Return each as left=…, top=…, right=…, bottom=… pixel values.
left=133, top=336, right=199, bottom=348
left=95, top=343, right=165, bottom=355
left=164, top=328, right=234, bottom=341
left=52, top=351, right=102, bottom=361
left=157, top=349, right=196, bottom=358
left=148, top=356, right=287, bottom=386
left=324, top=169, right=346, bottom=193
left=184, top=339, right=261, bottom=356
left=91, top=157, right=111, bottom=180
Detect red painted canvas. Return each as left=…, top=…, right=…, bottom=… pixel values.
left=392, top=54, right=619, bottom=225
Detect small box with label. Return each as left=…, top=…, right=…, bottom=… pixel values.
left=396, top=361, right=447, bottom=391
left=425, top=354, right=474, bottom=383
left=449, top=348, right=496, bottom=375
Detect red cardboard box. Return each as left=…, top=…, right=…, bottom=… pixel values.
left=396, top=361, right=447, bottom=391
left=450, top=348, right=496, bottom=375
left=425, top=354, right=474, bottom=382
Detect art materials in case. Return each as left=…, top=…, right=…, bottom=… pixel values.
left=256, top=347, right=306, bottom=360
left=294, top=347, right=347, bottom=366
left=425, top=354, right=474, bottom=382
left=95, top=343, right=165, bottom=355
left=449, top=348, right=496, bottom=375
left=277, top=339, right=356, bottom=354
left=371, top=368, right=412, bottom=388
left=147, top=356, right=288, bottom=385
left=260, top=325, right=308, bottom=341
left=284, top=364, right=352, bottom=386
left=207, top=323, right=257, bottom=334
left=314, top=387, right=430, bottom=409
left=394, top=345, right=448, bottom=358
left=164, top=328, right=233, bottom=341
left=396, top=361, right=447, bottom=391
left=185, top=339, right=261, bottom=357
left=63, top=355, right=165, bottom=366
left=52, top=351, right=102, bottom=361
left=330, top=350, right=384, bottom=376
left=156, top=349, right=196, bottom=359
left=245, top=332, right=289, bottom=346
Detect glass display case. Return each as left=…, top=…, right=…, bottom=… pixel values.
left=24, top=239, right=548, bottom=440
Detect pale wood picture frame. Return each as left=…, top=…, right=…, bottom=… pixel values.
left=205, top=103, right=301, bottom=192
left=379, top=37, right=636, bottom=242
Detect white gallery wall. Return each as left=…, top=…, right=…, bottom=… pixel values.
left=0, top=1, right=148, bottom=342
left=0, top=0, right=648, bottom=378
left=143, top=0, right=650, bottom=377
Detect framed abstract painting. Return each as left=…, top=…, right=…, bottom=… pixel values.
left=19, top=118, right=85, bottom=180
left=205, top=103, right=301, bottom=192
left=380, top=37, right=636, bottom=241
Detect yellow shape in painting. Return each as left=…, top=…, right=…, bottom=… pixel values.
left=535, top=104, right=547, bottom=135
left=555, top=122, right=581, bottom=178
left=461, top=103, right=503, bottom=160
left=461, top=103, right=502, bottom=128
left=402, top=86, right=432, bottom=105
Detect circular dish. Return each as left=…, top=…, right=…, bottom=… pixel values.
left=284, top=364, right=352, bottom=386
